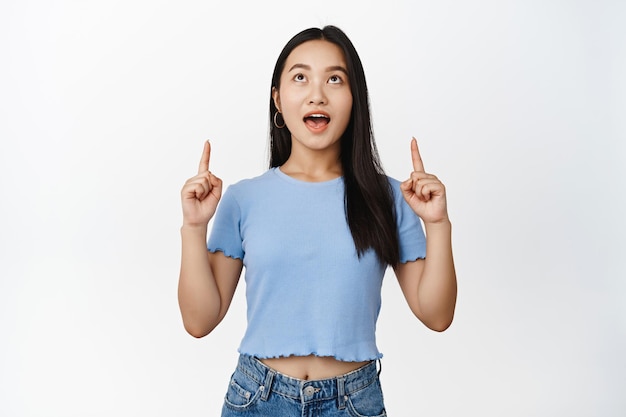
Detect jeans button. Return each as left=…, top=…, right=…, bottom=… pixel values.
left=303, top=386, right=315, bottom=396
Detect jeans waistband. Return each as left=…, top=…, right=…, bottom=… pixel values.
left=235, top=354, right=380, bottom=403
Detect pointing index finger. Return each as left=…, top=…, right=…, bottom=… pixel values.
left=411, top=137, right=425, bottom=172
left=198, top=140, right=211, bottom=174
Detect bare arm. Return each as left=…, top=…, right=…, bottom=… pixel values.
left=178, top=226, right=242, bottom=337
left=394, top=221, right=456, bottom=331
left=396, top=138, right=457, bottom=331
left=177, top=141, right=243, bottom=337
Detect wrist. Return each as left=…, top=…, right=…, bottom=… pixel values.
left=180, top=223, right=209, bottom=236
left=424, top=219, right=451, bottom=234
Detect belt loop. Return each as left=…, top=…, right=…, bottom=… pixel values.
left=260, top=369, right=275, bottom=401
left=337, top=376, right=346, bottom=410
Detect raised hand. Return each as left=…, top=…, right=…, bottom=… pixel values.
left=181, top=141, right=223, bottom=227
left=400, top=137, right=449, bottom=224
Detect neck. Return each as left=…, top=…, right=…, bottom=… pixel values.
left=280, top=144, right=342, bottom=183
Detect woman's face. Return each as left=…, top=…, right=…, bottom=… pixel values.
left=273, top=40, right=353, bottom=156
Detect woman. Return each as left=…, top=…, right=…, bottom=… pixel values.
left=179, top=26, right=456, bottom=416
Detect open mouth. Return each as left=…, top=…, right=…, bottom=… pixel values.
left=303, top=113, right=331, bottom=129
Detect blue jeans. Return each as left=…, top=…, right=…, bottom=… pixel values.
left=221, top=354, right=387, bottom=417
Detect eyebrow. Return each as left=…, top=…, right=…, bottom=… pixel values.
left=287, top=63, right=348, bottom=75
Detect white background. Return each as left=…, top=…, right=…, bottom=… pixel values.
left=1, top=1, right=625, bottom=416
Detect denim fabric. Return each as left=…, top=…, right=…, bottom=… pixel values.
left=221, top=354, right=387, bottom=417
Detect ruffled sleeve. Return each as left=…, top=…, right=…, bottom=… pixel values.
left=207, top=186, right=244, bottom=260
left=391, top=178, right=427, bottom=263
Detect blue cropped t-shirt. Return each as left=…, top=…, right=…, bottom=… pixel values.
left=207, top=167, right=426, bottom=361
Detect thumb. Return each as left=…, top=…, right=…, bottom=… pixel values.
left=209, top=174, right=223, bottom=197
left=400, top=178, right=413, bottom=193
left=399, top=179, right=415, bottom=200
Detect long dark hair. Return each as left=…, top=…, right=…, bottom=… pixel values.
left=269, top=26, right=399, bottom=266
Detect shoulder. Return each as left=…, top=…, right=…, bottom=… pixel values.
left=225, top=169, right=278, bottom=194
left=384, top=176, right=404, bottom=200
left=384, top=176, right=418, bottom=219
left=385, top=176, right=402, bottom=189
left=221, top=168, right=292, bottom=208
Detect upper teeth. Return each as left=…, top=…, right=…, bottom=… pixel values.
left=308, top=114, right=328, bottom=118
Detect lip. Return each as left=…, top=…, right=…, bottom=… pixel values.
left=303, top=110, right=331, bottom=119
left=303, top=110, right=331, bottom=133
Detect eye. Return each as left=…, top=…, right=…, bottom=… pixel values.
left=328, top=74, right=344, bottom=84
left=294, top=73, right=306, bottom=82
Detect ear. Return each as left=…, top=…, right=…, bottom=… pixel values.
left=272, top=87, right=281, bottom=112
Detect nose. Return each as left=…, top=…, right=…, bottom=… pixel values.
left=308, top=82, right=327, bottom=105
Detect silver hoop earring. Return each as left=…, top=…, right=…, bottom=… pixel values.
left=273, top=112, right=285, bottom=129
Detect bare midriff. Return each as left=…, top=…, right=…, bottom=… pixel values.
left=260, top=355, right=371, bottom=380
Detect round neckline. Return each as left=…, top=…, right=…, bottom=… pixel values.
left=273, top=166, right=343, bottom=186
